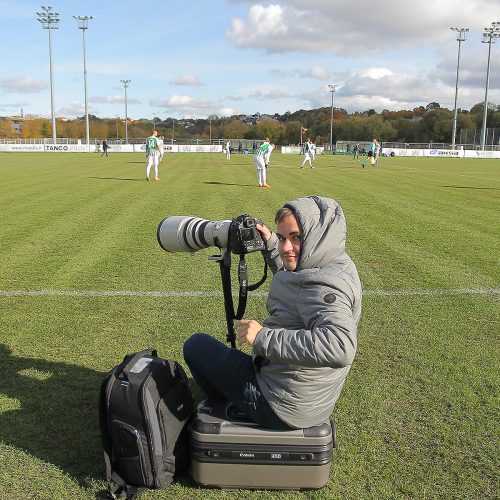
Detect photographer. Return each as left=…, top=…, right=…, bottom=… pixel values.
left=183, top=196, right=362, bottom=429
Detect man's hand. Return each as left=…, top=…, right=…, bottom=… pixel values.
left=235, top=319, right=262, bottom=346
left=256, top=223, right=272, bottom=242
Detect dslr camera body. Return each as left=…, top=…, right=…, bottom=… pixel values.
left=228, top=214, right=265, bottom=255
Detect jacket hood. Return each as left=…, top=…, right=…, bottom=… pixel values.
left=284, top=196, right=346, bottom=271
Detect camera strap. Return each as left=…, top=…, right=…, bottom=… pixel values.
left=218, top=252, right=268, bottom=349
left=234, top=256, right=248, bottom=320
left=218, top=250, right=237, bottom=348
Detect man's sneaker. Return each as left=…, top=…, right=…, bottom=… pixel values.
left=258, top=184, right=263, bottom=187
left=263, top=183, right=271, bottom=188
left=155, top=177, right=161, bottom=181
left=146, top=176, right=150, bottom=181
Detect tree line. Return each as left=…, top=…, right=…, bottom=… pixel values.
left=1, top=101, right=499, bottom=144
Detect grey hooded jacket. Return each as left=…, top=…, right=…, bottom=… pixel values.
left=253, top=196, right=362, bottom=428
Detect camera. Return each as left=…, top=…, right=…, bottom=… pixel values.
left=157, top=214, right=265, bottom=255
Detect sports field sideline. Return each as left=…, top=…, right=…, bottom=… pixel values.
left=0, top=151, right=498, bottom=499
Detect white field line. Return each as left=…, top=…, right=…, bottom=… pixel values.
left=0, top=288, right=498, bottom=298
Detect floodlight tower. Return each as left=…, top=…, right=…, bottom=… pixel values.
left=73, top=15, right=94, bottom=151
left=450, top=27, right=468, bottom=149
left=480, top=22, right=500, bottom=150
left=36, top=5, right=60, bottom=144
left=328, top=84, right=339, bottom=155
left=120, top=79, right=131, bottom=144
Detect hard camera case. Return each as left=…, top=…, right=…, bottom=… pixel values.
left=189, top=400, right=335, bottom=490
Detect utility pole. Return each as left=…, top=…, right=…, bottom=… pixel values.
left=328, top=84, right=339, bottom=155
left=120, top=80, right=131, bottom=144
left=73, top=15, right=94, bottom=151
left=480, top=22, right=500, bottom=150
left=36, top=5, right=60, bottom=144
left=450, top=27, right=468, bottom=149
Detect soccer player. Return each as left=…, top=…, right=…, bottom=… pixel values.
left=362, top=139, right=377, bottom=168
left=300, top=138, right=314, bottom=169
left=145, top=130, right=163, bottom=181
left=352, top=142, right=360, bottom=161
left=158, top=135, right=164, bottom=163
left=101, top=139, right=110, bottom=157
left=225, top=140, right=231, bottom=160
left=309, top=140, right=317, bottom=165
left=374, top=140, right=381, bottom=165
left=254, top=140, right=271, bottom=187
left=264, top=142, right=275, bottom=169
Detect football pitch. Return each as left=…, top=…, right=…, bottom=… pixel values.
left=0, top=151, right=498, bottom=499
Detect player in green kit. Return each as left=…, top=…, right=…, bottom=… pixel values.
left=254, top=139, right=271, bottom=187
left=145, top=130, right=163, bottom=181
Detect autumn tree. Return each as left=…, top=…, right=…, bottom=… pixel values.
left=0, top=119, right=14, bottom=138
left=221, top=119, right=249, bottom=139
left=255, top=118, right=284, bottom=143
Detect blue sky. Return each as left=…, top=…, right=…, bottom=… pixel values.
left=0, top=0, right=499, bottom=120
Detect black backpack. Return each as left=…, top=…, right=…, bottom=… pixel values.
left=99, top=348, right=194, bottom=499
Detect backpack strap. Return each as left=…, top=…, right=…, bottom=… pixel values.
left=99, top=374, right=144, bottom=498
left=107, top=483, right=146, bottom=499
left=99, top=375, right=114, bottom=482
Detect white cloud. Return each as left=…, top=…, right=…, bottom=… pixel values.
left=270, top=65, right=331, bottom=80
left=359, top=68, right=394, bottom=80
left=0, top=101, right=30, bottom=111
left=57, top=101, right=87, bottom=117
left=433, top=44, right=500, bottom=90
left=170, top=74, right=204, bottom=86
left=0, top=77, right=47, bottom=94
left=309, top=66, right=329, bottom=80
left=90, top=95, right=142, bottom=104
left=150, top=95, right=236, bottom=118
left=248, top=89, right=293, bottom=100
left=228, top=4, right=288, bottom=49
left=298, top=62, right=496, bottom=113
left=227, top=1, right=500, bottom=55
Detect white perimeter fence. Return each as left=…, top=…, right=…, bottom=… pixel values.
left=0, top=143, right=223, bottom=153
left=1, top=142, right=500, bottom=158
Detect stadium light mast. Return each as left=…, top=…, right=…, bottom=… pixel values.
left=36, top=5, right=60, bottom=145
left=450, top=27, right=468, bottom=149
left=480, top=22, right=500, bottom=150
left=120, top=79, right=131, bottom=144
left=73, top=15, right=94, bottom=151
left=328, top=84, right=339, bottom=155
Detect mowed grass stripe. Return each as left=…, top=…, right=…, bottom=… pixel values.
left=0, top=287, right=498, bottom=297
left=0, top=152, right=498, bottom=499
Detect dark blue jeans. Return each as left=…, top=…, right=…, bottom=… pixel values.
left=183, top=333, right=292, bottom=430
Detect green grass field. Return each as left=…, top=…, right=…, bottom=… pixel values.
left=0, top=151, right=498, bottom=499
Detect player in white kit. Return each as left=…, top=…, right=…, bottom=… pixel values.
left=145, top=130, right=163, bottom=181
left=254, top=140, right=271, bottom=187
left=300, top=138, right=315, bottom=169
